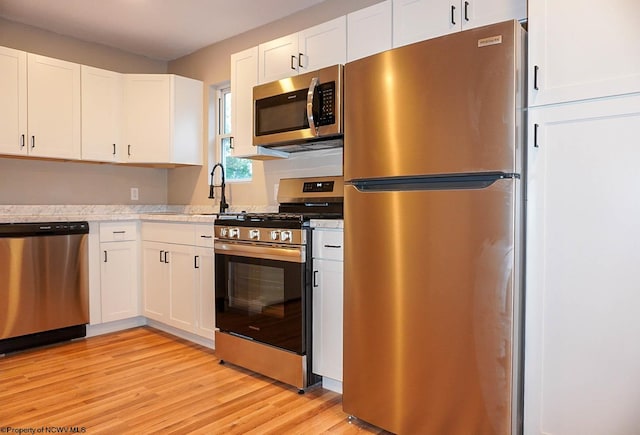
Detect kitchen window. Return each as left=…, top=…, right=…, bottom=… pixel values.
left=218, top=86, right=252, bottom=182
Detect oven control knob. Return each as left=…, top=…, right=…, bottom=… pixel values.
left=220, top=227, right=228, bottom=237
left=249, top=229, right=260, bottom=240
left=229, top=228, right=240, bottom=238
left=270, top=230, right=280, bottom=241
left=280, top=230, right=292, bottom=242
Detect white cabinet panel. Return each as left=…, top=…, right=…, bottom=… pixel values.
left=312, top=225, right=344, bottom=388
left=529, top=0, right=640, bottom=106
left=393, top=0, right=525, bottom=48
left=100, top=240, right=139, bottom=322
left=347, top=0, right=392, bottom=62
left=258, top=33, right=299, bottom=83
left=124, top=74, right=203, bottom=165
left=258, top=17, right=346, bottom=84
left=141, top=222, right=214, bottom=338
left=81, top=65, right=123, bottom=162
left=27, top=53, right=81, bottom=159
left=0, top=46, right=27, bottom=156
left=525, top=95, right=640, bottom=435
left=298, top=16, right=346, bottom=73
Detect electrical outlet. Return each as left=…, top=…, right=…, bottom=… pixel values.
left=130, top=187, right=139, bottom=201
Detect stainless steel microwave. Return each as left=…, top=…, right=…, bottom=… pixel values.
left=253, top=64, right=343, bottom=152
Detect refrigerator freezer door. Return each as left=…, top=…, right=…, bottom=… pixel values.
left=343, top=179, right=521, bottom=434
left=344, top=20, right=524, bottom=180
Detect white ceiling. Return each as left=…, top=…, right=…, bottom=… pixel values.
left=0, top=0, right=326, bottom=61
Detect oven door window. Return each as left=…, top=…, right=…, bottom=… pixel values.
left=215, top=253, right=304, bottom=354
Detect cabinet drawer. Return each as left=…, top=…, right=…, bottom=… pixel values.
left=313, top=230, right=344, bottom=261
left=99, top=221, right=137, bottom=242
left=142, top=222, right=194, bottom=245
left=193, top=223, right=214, bottom=248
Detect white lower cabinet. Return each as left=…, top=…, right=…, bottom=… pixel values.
left=525, top=94, right=640, bottom=435
left=311, top=222, right=344, bottom=393
left=141, top=222, right=214, bottom=339
left=98, top=222, right=139, bottom=323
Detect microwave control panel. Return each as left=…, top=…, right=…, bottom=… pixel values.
left=316, top=82, right=335, bottom=126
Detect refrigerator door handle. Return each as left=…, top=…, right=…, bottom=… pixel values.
left=351, top=173, right=517, bottom=192
left=306, top=77, right=319, bottom=136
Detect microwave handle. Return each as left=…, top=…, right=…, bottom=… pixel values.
left=306, top=77, right=319, bottom=136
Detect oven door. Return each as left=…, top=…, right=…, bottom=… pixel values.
left=214, top=241, right=307, bottom=354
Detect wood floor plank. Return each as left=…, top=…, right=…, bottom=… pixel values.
left=0, top=327, right=389, bottom=434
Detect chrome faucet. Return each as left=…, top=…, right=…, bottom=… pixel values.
left=209, top=163, right=229, bottom=214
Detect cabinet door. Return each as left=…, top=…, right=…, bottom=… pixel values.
left=298, top=16, right=346, bottom=73
left=529, top=0, right=640, bottom=106
left=460, top=0, right=526, bottom=30
left=393, top=0, right=459, bottom=48
left=231, top=47, right=258, bottom=157
left=171, top=75, right=203, bottom=165
left=27, top=53, right=81, bottom=159
left=347, top=0, right=392, bottom=62
left=81, top=65, right=123, bottom=162
left=195, top=246, right=215, bottom=339
left=123, top=74, right=171, bottom=163
left=142, top=241, right=170, bottom=322
left=0, top=46, right=27, bottom=156
left=525, top=95, right=640, bottom=435
left=167, top=244, right=197, bottom=333
left=258, top=33, right=298, bottom=84
left=312, top=258, right=344, bottom=382
left=100, top=241, right=139, bottom=322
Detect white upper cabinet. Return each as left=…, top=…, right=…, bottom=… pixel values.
left=347, top=0, right=392, bottom=62
left=230, top=46, right=288, bottom=160
left=258, top=16, right=346, bottom=84
left=0, top=46, right=27, bottom=156
left=27, top=53, right=81, bottom=160
left=123, top=74, right=203, bottom=166
left=529, top=0, right=640, bottom=107
left=298, top=16, right=346, bottom=73
left=393, top=0, right=526, bottom=48
left=81, top=65, right=124, bottom=163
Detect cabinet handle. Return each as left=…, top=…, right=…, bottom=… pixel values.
left=323, top=244, right=342, bottom=249
left=451, top=5, right=456, bottom=25
left=31, top=135, right=35, bottom=149
left=313, top=270, right=318, bottom=288
left=164, top=251, right=169, bottom=264
left=113, top=144, right=116, bottom=155
left=128, top=144, right=132, bottom=156
left=200, top=235, right=212, bottom=239
left=160, top=250, right=164, bottom=262
left=229, top=136, right=234, bottom=150
left=113, top=231, right=126, bottom=234
left=20, top=134, right=25, bottom=148
left=194, top=255, right=200, bottom=269
left=534, top=123, right=539, bottom=148
left=290, top=55, right=296, bottom=70
left=104, top=250, right=108, bottom=263
left=464, top=1, right=470, bottom=21
left=298, top=52, right=304, bottom=69
left=534, top=65, right=539, bottom=90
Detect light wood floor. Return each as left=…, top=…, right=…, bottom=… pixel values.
left=0, top=327, right=389, bottom=434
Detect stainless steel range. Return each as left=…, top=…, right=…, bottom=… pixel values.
left=214, top=175, right=343, bottom=392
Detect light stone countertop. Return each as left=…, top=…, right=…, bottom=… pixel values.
left=0, top=204, right=277, bottom=224
left=310, top=219, right=344, bottom=229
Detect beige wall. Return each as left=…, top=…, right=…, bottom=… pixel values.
left=0, top=17, right=169, bottom=205
left=167, top=0, right=382, bottom=208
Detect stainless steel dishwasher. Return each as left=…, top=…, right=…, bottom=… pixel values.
left=0, top=221, right=89, bottom=353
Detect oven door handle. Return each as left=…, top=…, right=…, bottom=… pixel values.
left=214, top=241, right=305, bottom=263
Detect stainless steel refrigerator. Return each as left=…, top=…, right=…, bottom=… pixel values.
left=343, top=20, right=525, bottom=435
